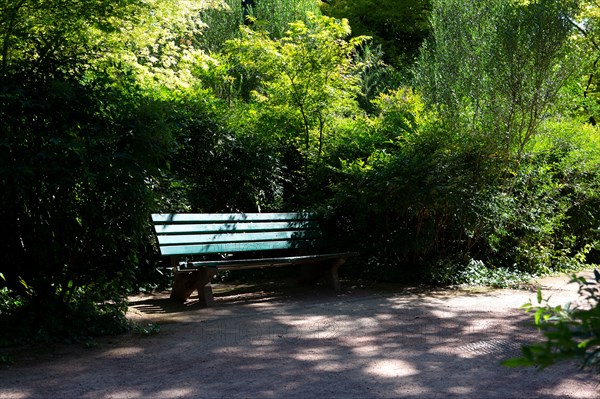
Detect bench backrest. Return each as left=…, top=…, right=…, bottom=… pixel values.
left=152, top=213, right=325, bottom=257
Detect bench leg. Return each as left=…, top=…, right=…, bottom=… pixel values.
left=170, top=267, right=217, bottom=305
left=300, top=258, right=346, bottom=291
left=326, top=258, right=345, bottom=291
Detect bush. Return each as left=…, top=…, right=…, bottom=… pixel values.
left=0, top=284, right=130, bottom=346
left=0, top=72, right=172, bottom=342
left=316, top=0, right=591, bottom=283
left=505, top=270, right=600, bottom=373
left=324, top=102, right=600, bottom=282
left=158, top=90, right=286, bottom=213
left=200, top=0, right=322, bottom=53
left=427, top=258, right=537, bottom=288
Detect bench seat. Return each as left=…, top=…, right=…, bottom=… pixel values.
left=181, top=253, right=354, bottom=270
left=152, top=212, right=357, bottom=305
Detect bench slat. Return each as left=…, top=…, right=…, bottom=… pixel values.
left=153, top=221, right=319, bottom=234
left=156, top=230, right=322, bottom=245
left=158, top=239, right=322, bottom=256
left=152, top=213, right=316, bottom=223
left=151, top=212, right=358, bottom=304
left=182, top=253, right=353, bottom=270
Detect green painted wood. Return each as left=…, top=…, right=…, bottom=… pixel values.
left=181, top=253, right=356, bottom=270
left=158, top=239, right=323, bottom=256
left=156, top=230, right=322, bottom=245
left=153, top=221, right=319, bottom=235
left=152, top=212, right=317, bottom=223
left=151, top=212, right=359, bottom=303
left=151, top=212, right=341, bottom=258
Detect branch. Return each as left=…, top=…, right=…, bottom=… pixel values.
left=566, top=16, right=600, bottom=52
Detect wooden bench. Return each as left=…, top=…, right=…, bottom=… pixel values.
left=152, top=212, right=358, bottom=305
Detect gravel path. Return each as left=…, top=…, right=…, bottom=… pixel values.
left=1, top=272, right=598, bottom=399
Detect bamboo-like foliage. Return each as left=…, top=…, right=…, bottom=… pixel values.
left=416, top=0, right=582, bottom=160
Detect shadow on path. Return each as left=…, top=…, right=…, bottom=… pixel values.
left=0, top=276, right=597, bottom=399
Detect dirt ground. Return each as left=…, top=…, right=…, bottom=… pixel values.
left=1, top=271, right=599, bottom=399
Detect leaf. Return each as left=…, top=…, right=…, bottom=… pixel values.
left=502, top=357, right=534, bottom=368
left=19, top=277, right=29, bottom=290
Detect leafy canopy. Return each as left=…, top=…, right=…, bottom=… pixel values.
left=320, top=0, right=431, bottom=66
left=416, top=0, right=582, bottom=160
left=222, top=13, right=367, bottom=161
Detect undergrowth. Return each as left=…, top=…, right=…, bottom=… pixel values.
left=425, top=257, right=596, bottom=289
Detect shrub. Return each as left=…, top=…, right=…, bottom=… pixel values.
left=505, top=270, right=600, bottom=374
left=0, top=72, right=172, bottom=341
left=427, top=258, right=537, bottom=288
left=325, top=103, right=600, bottom=282
left=200, top=0, right=322, bottom=53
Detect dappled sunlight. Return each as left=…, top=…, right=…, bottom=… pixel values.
left=2, top=274, right=596, bottom=399
left=365, top=359, right=419, bottom=378
left=353, top=316, right=381, bottom=328
left=0, top=390, right=32, bottom=399
left=428, top=309, right=458, bottom=319
left=155, top=388, right=196, bottom=398
left=539, top=378, right=599, bottom=399
left=448, top=386, right=475, bottom=395
left=98, top=347, right=144, bottom=359
left=91, top=388, right=215, bottom=399
left=351, top=344, right=382, bottom=357
left=92, top=391, right=143, bottom=399
left=127, top=291, right=239, bottom=324
left=312, top=360, right=355, bottom=372
left=374, top=313, right=396, bottom=321
left=293, top=348, right=339, bottom=362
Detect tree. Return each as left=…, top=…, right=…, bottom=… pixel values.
left=187, top=14, right=369, bottom=208
left=560, top=1, right=600, bottom=125
left=199, top=0, right=321, bottom=53
left=415, top=0, right=582, bottom=161
left=222, top=14, right=366, bottom=169
left=0, top=0, right=219, bottom=338
left=320, top=0, right=431, bottom=67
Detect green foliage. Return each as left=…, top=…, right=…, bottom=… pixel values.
left=222, top=13, right=366, bottom=156
left=161, top=89, right=286, bottom=212
left=316, top=0, right=595, bottom=282
left=416, top=0, right=582, bottom=159
left=0, top=0, right=221, bottom=342
left=427, top=259, right=537, bottom=288
left=326, top=91, right=600, bottom=280
left=320, top=0, right=431, bottom=67
left=193, top=14, right=368, bottom=208
left=0, top=287, right=24, bottom=317
left=0, top=0, right=216, bottom=86
left=132, top=323, right=161, bottom=336
left=0, top=353, right=14, bottom=365
left=199, top=0, right=321, bottom=53
left=0, top=0, right=133, bottom=76
left=0, top=293, right=130, bottom=346
left=476, top=125, right=600, bottom=274
left=563, top=1, right=600, bottom=124
left=351, top=44, right=406, bottom=114
left=0, top=74, right=171, bottom=307
left=505, top=270, right=600, bottom=373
